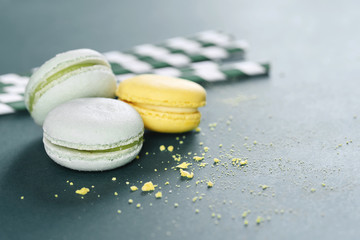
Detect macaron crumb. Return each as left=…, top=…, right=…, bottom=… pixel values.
left=167, top=146, right=174, bottom=152
left=261, top=185, right=269, bottom=190
left=75, top=187, right=90, bottom=195
left=204, top=147, right=209, bottom=152
left=256, top=216, right=263, bottom=224
left=126, top=181, right=130, bottom=185
left=20, top=196, right=24, bottom=200
left=142, top=181, right=155, bottom=192
left=195, top=209, right=200, bottom=214
left=207, top=181, right=214, bottom=188
left=174, top=203, right=179, bottom=208
left=193, top=156, right=204, bottom=161
left=311, top=188, right=316, bottom=193
left=69, top=182, right=74, bottom=186
left=192, top=197, right=198, bottom=202
left=130, top=186, right=138, bottom=191
left=114, top=192, right=118, bottom=196
left=176, top=162, right=191, bottom=169
left=199, top=163, right=207, bottom=167
left=112, top=177, right=117, bottom=181
left=128, top=199, right=133, bottom=204
left=180, top=169, right=194, bottom=179
left=179, top=141, right=184, bottom=144
left=195, top=127, right=201, bottom=132
left=155, top=192, right=162, bottom=199
left=244, top=219, right=249, bottom=226
left=117, top=210, right=122, bottom=214
left=136, top=203, right=141, bottom=208
left=214, top=158, right=221, bottom=164
left=165, top=181, right=170, bottom=185
left=54, top=194, right=58, bottom=198
left=160, top=145, right=166, bottom=151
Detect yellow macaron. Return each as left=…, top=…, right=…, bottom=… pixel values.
left=116, top=74, right=206, bottom=133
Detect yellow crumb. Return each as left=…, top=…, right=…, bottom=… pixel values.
left=244, top=219, right=249, bottom=226
left=195, top=127, right=201, bottom=132
left=114, top=192, right=118, bottom=196
left=154, top=169, right=157, bottom=172
left=174, top=203, right=179, bottom=208
left=128, top=199, right=133, bottom=204
left=321, top=183, right=326, bottom=187
left=207, top=181, right=214, bottom=188
left=261, top=185, right=269, bottom=190
left=159, top=145, right=166, bottom=151
left=199, top=163, right=207, bottom=167
left=193, top=156, right=204, bottom=161
left=136, top=155, right=140, bottom=159
left=75, top=187, right=90, bottom=195
left=165, top=181, right=170, bottom=185
left=242, top=211, right=248, bottom=218
left=311, top=188, right=316, bottom=193
left=167, top=146, right=174, bottom=152
left=199, top=142, right=203, bottom=146
left=136, top=203, right=141, bottom=208
left=213, top=158, right=220, bottom=164
left=179, top=141, right=184, bottom=144
left=112, top=177, right=117, bottom=181
left=54, top=194, right=58, bottom=198
left=117, top=210, right=122, bottom=214
left=69, top=182, right=73, bottom=186
left=130, top=186, right=138, bottom=191
left=176, top=162, right=191, bottom=169
left=218, top=144, right=223, bottom=147
left=155, top=192, right=162, bottom=199
left=195, top=209, right=200, bottom=213
left=192, top=197, right=198, bottom=202
left=125, top=181, right=130, bottom=185
left=142, top=181, right=155, bottom=192
left=204, top=147, right=209, bottom=152
left=20, top=196, right=24, bottom=200
left=253, top=140, right=257, bottom=145
left=180, top=169, right=194, bottom=179
left=256, top=216, right=262, bottom=224
left=240, top=160, right=248, bottom=166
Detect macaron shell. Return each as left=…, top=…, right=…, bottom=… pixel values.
left=131, top=104, right=201, bottom=133
left=116, top=74, right=206, bottom=108
left=43, top=137, right=143, bottom=171
left=43, top=98, right=144, bottom=150
left=31, top=67, right=116, bottom=125
left=25, top=48, right=110, bottom=108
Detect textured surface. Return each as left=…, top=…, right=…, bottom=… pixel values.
left=1, top=1, right=360, bottom=240
left=43, top=98, right=144, bottom=149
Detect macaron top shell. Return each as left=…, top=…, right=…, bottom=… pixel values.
left=43, top=98, right=144, bottom=151
left=116, top=74, right=206, bottom=108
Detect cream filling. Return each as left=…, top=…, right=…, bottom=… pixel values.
left=132, top=103, right=198, bottom=113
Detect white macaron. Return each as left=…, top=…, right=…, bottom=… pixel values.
left=43, top=98, right=144, bottom=171
left=25, top=49, right=117, bottom=125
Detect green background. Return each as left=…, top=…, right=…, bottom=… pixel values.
left=1, top=0, right=360, bottom=239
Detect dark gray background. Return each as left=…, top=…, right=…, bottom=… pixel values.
left=1, top=0, right=360, bottom=239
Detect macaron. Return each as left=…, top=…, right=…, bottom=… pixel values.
left=116, top=74, right=206, bottom=133
left=42, top=98, right=144, bottom=171
left=25, top=49, right=117, bottom=125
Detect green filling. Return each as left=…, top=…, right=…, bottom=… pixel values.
left=29, top=62, right=105, bottom=112
left=80, top=137, right=143, bottom=153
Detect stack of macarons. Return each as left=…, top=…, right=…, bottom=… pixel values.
left=25, top=49, right=206, bottom=171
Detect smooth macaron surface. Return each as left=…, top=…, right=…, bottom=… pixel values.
left=116, top=74, right=206, bottom=108
left=43, top=98, right=144, bottom=171
left=25, top=49, right=117, bottom=125
left=116, top=74, right=206, bottom=133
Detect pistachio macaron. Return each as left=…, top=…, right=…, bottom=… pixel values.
left=25, top=49, right=117, bottom=125
left=43, top=98, right=144, bottom=171
left=116, top=74, right=206, bottom=133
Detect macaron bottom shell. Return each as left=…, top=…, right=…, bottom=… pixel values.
left=30, top=66, right=116, bottom=125
left=131, top=104, right=201, bottom=133
left=43, top=137, right=143, bottom=171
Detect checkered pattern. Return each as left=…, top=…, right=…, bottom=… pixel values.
left=0, top=30, right=270, bottom=116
